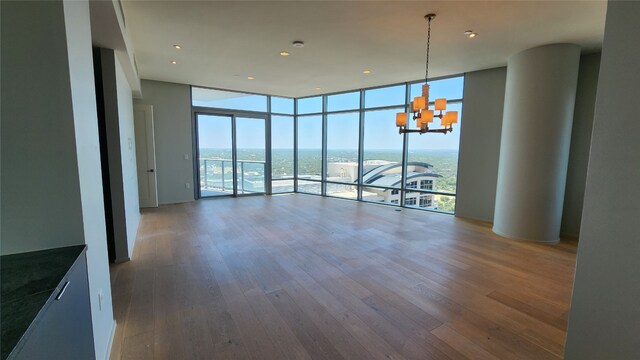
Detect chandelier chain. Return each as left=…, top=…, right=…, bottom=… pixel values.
left=425, top=15, right=432, bottom=84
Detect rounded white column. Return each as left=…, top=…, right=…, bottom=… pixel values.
left=493, top=44, right=581, bottom=243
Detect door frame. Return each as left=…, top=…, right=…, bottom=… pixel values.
left=133, top=104, right=159, bottom=208
left=193, top=107, right=271, bottom=198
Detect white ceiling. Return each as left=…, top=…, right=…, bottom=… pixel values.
left=122, top=0, right=606, bottom=98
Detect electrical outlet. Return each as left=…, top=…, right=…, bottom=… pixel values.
left=185, top=182, right=191, bottom=189
left=98, top=289, right=104, bottom=311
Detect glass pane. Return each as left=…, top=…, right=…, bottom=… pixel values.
left=361, top=186, right=401, bottom=206
left=197, top=115, right=233, bottom=196
left=271, top=96, right=294, bottom=114
left=405, top=102, right=462, bottom=195
left=272, top=116, right=294, bottom=183
left=403, top=190, right=436, bottom=209
left=326, top=113, right=359, bottom=184
left=327, top=91, right=359, bottom=112
left=365, top=84, right=405, bottom=108
left=272, top=179, right=294, bottom=193
left=298, top=180, right=322, bottom=195
left=192, top=87, right=267, bottom=112
left=236, top=117, right=265, bottom=194
left=326, top=183, right=358, bottom=199
left=404, top=192, right=456, bottom=214
left=297, top=115, right=322, bottom=180
left=297, top=96, right=322, bottom=114
left=362, top=108, right=404, bottom=189
left=410, top=76, right=465, bottom=102
left=433, top=194, right=456, bottom=213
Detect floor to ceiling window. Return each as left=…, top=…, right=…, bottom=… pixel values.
left=270, top=96, right=295, bottom=194
left=191, top=74, right=464, bottom=213
left=295, top=75, right=464, bottom=214
left=271, top=115, right=294, bottom=193
left=296, top=114, right=323, bottom=195
left=403, top=77, right=464, bottom=212
left=326, top=111, right=360, bottom=199
left=362, top=107, right=405, bottom=205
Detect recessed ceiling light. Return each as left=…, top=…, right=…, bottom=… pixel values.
left=170, top=60, right=177, bottom=65
left=247, top=76, right=255, bottom=80
left=363, top=70, right=372, bottom=74
left=292, top=41, right=305, bottom=48
left=315, top=87, right=322, bottom=90
left=280, top=51, right=290, bottom=56
left=464, top=30, right=477, bottom=38
left=173, top=44, right=182, bottom=49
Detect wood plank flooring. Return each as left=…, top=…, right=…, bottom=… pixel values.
left=109, top=194, right=577, bottom=360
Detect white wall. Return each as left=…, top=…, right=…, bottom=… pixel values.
left=564, top=1, right=640, bottom=358
left=134, top=80, right=194, bottom=204
left=455, top=67, right=506, bottom=222
left=115, top=57, right=141, bottom=257
left=561, top=53, right=600, bottom=237
left=63, top=3, right=116, bottom=359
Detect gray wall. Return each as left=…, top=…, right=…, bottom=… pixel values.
left=1, top=0, right=85, bottom=254
left=456, top=67, right=506, bottom=222
left=493, top=44, right=581, bottom=243
left=134, top=80, right=194, bottom=205
left=456, top=55, right=599, bottom=237
left=96, top=48, right=141, bottom=261
left=565, top=1, right=640, bottom=358
left=1, top=1, right=116, bottom=359
left=561, top=53, right=600, bottom=237
left=97, top=48, right=129, bottom=261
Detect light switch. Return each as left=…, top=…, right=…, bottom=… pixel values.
left=184, top=154, right=189, bottom=160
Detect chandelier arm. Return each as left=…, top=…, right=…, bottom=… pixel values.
left=399, top=126, right=453, bottom=135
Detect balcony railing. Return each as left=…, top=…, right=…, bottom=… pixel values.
left=200, top=158, right=265, bottom=194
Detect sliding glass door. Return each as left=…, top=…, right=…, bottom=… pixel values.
left=235, top=116, right=266, bottom=194
left=197, top=114, right=234, bottom=196
left=196, top=113, right=267, bottom=197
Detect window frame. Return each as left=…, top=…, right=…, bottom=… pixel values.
left=190, top=73, right=464, bottom=214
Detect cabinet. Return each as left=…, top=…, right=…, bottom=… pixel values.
left=1, top=246, right=95, bottom=360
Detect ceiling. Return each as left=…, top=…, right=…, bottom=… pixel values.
left=122, top=0, right=606, bottom=98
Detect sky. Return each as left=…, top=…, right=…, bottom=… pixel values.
left=196, top=76, right=464, bottom=151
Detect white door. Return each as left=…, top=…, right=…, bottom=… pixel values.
left=134, top=104, right=158, bottom=207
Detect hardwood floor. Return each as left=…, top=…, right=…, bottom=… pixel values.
left=109, top=194, right=577, bottom=360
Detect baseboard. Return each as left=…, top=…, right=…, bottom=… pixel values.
left=560, top=232, right=580, bottom=240
left=113, top=257, right=130, bottom=264
left=454, top=213, right=494, bottom=225
left=157, top=199, right=195, bottom=206
left=104, top=320, right=116, bottom=360
left=492, top=227, right=560, bottom=244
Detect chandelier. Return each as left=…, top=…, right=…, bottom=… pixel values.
left=396, top=14, right=458, bottom=134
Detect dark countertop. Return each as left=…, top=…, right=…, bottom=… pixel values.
left=1, top=245, right=87, bottom=360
